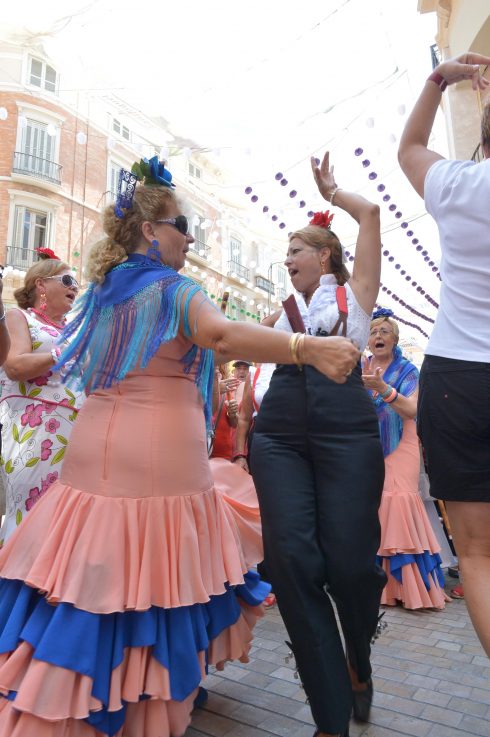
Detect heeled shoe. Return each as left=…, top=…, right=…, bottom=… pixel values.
left=352, top=677, right=373, bottom=722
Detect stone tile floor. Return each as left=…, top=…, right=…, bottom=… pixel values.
left=189, top=580, right=490, bottom=737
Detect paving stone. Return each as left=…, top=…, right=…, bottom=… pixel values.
left=188, top=591, right=489, bottom=737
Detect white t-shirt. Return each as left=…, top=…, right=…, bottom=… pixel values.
left=424, top=158, right=490, bottom=362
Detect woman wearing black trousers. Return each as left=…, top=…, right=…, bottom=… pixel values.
left=250, top=152, right=386, bottom=737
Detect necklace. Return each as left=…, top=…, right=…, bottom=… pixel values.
left=29, top=308, right=66, bottom=331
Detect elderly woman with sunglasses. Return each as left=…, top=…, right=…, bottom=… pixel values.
left=0, top=252, right=85, bottom=544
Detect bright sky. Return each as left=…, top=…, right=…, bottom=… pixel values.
left=1, top=0, right=445, bottom=346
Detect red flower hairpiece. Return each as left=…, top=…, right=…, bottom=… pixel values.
left=309, top=211, right=334, bottom=229
left=36, top=247, right=60, bottom=261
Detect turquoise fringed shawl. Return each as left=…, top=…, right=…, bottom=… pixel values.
left=56, top=253, right=214, bottom=426
left=368, top=346, right=419, bottom=458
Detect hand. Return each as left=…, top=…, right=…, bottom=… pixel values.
left=220, top=377, right=240, bottom=395
left=361, top=357, right=386, bottom=392
left=311, top=151, right=337, bottom=202
left=233, top=456, right=249, bottom=473
left=226, top=399, right=239, bottom=418
left=437, top=53, right=490, bottom=91
left=305, top=335, right=360, bottom=384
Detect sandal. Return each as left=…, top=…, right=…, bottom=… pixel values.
left=264, top=593, right=277, bottom=607
left=450, top=585, right=464, bottom=599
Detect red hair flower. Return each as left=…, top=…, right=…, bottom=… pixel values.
left=309, top=211, right=334, bottom=229
left=36, top=247, right=60, bottom=260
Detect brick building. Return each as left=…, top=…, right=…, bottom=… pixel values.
left=0, top=38, right=289, bottom=321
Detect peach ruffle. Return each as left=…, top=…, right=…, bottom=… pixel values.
left=0, top=460, right=263, bottom=614
left=0, top=603, right=261, bottom=732
left=380, top=559, right=450, bottom=610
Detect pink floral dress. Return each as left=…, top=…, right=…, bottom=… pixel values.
left=0, top=309, right=85, bottom=545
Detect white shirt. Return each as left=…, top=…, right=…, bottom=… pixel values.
left=274, top=274, right=371, bottom=351
left=424, top=158, right=490, bottom=362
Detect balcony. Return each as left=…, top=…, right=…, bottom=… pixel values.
left=430, top=43, right=441, bottom=70
left=188, top=239, right=211, bottom=259
left=6, top=246, right=36, bottom=270
left=255, top=274, right=275, bottom=294
left=227, top=260, right=250, bottom=281
left=13, top=151, right=62, bottom=185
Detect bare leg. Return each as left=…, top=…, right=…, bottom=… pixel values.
left=446, top=501, right=490, bottom=656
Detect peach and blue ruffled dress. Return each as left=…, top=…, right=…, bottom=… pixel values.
left=0, top=254, right=269, bottom=736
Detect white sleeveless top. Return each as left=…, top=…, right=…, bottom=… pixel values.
left=274, top=274, right=371, bottom=351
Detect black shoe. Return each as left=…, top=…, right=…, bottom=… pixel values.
left=447, top=565, right=460, bottom=579
left=352, top=678, right=373, bottom=722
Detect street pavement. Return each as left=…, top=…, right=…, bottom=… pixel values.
left=189, top=579, right=490, bottom=737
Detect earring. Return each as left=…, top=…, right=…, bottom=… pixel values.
left=321, top=261, right=327, bottom=275
left=146, top=238, right=162, bottom=263
left=40, top=291, right=47, bottom=310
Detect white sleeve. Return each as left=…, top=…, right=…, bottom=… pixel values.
left=424, top=159, right=472, bottom=218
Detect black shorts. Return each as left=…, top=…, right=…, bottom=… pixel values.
left=418, top=355, right=490, bottom=502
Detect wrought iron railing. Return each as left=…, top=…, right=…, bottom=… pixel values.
left=5, top=246, right=36, bottom=270
left=255, top=274, right=275, bottom=294
left=13, top=151, right=62, bottom=185
left=227, top=260, right=250, bottom=280
left=430, top=44, right=441, bottom=70
left=188, top=239, right=211, bottom=259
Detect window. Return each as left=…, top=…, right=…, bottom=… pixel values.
left=193, top=215, right=207, bottom=246
left=112, top=118, right=130, bottom=141
left=189, top=162, right=202, bottom=179
left=8, top=206, right=51, bottom=269
left=29, top=57, right=58, bottom=93
left=229, top=236, right=242, bottom=264
left=108, top=161, right=122, bottom=202
left=13, top=118, right=61, bottom=184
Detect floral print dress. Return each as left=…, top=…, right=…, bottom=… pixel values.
left=0, top=309, right=85, bottom=545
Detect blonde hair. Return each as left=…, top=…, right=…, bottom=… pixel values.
left=288, top=225, right=350, bottom=285
left=86, top=185, right=177, bottom=283
left=481, top=100, right=490, bottom=156
left=370, top=316, right=399, bottom=343
left=14, top=259, right=70, bottom=309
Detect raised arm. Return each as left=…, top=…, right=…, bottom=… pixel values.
left=311, top=152, right=381, bottom=315
left=398, top=53, right=490, bottom=198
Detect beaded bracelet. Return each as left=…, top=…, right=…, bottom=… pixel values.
left=380, top=385, right=394, bottom=399
left=328, top=186, right=342, bottom=205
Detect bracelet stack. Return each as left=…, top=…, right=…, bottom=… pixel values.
left=381, top=385, right=398, bottom=403
left=289, top=332, right=305, bottom=367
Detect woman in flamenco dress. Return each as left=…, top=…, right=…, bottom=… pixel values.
left=0, top=158, right=360, bottom=737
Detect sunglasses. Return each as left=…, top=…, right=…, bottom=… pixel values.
left=155, top=215, right=189, bottom=236
left=44, top=274, right=80, bottom=290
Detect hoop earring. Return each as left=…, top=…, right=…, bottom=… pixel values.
left=320, top=261, right=327, bottom=275
left=39, top=291, right=47, bottom=311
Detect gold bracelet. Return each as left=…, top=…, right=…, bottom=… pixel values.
left=289, top=332, right=303, bottom=367
left=328, top=186, right=341, bottom=205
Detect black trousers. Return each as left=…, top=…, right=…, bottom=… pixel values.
left=250, top=364, right=386, bottom=734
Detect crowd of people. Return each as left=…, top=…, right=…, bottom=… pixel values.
left=0, top=51, right=488, bottom=737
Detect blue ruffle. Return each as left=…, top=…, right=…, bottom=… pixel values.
left=0, top=570, right=270, bottom=736
left=377, top=550, right=445, bottom=591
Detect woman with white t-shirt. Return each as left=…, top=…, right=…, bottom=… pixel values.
left=398, top=52, right=490, bottom=656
